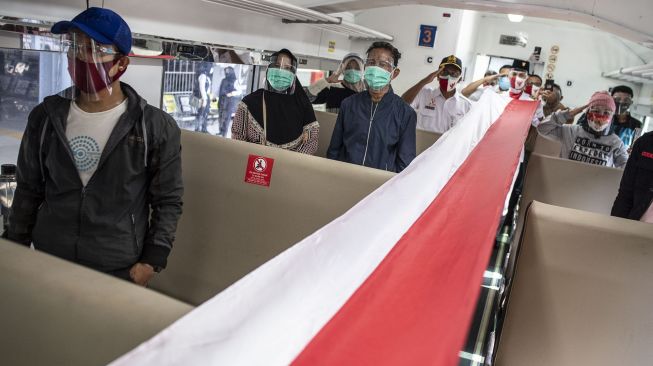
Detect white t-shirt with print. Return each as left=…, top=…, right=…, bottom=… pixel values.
left=411, top=87, right=471, bottom=133
left=65, top=99, right=128, bottom=186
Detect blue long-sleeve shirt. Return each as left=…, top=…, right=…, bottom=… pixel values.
left=327, top=89, right=416, bottom=172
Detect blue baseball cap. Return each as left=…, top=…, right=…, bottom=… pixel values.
left=51, top=7, right=132, bottom=55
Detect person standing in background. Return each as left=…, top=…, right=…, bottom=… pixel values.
left=194, top=63, right=213, bottom=133
left=306, top=53, right=366, bottom=113
left=327, top=42, right=416, bottom=172
left=217, top=66, right=242, bottom=137
left=402, top=55, right=470, bottom=133
left=232, top=48, right=319, bottom=154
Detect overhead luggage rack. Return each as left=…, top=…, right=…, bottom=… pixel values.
left=203, top=0, right=393, bottom=41
left=603, top=62, right=653, bottom=84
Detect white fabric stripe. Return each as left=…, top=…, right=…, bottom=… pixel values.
left=110, top=91, right=511, bottom=366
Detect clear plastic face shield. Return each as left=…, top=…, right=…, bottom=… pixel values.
left=60, top=31, right=127, bottom=101
left=363, top=55, right=396, bottom=92
left=613, top=93, right=633, bottom=116
left=438, top=65, right=462, bottom=93
left=341, top=56, right=365, bottom=92
left=586, top=105, right=614, bottom=134
left=509, top=69, right=529, bottom=91
left=265, top=52, right=297, bottom=95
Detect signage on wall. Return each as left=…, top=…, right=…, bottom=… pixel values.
left=328, top=41, right=336, bottom=53
left=545, top=45, right=560, bottom=81
left=244, top=155, right=275, bottom=187
left=499, top=34, right=528, bottom=47
left=418, top=25, right=437, bottom=48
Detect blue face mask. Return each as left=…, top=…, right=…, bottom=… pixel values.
left=364, top=66, right=392, bottom=90
left=498, top=76, right=510, bottom=91
left=267, top=68, right=295, bottom=91
left=343, top=69, right=362, bottom=84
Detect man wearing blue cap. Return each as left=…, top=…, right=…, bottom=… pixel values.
left=7, top=8, right=183, bottom=286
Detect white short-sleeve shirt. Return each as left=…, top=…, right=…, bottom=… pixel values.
left=411, top=87, right=471, bottom=133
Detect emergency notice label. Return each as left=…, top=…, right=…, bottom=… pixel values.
left=244, top=155, right=275, bottom=187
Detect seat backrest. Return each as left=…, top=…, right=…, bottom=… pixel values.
left=416, top=129, right=441, bottom=155
left=149, top=131, right=393, bottom=305
left=496, top=202, right=653, bottom=366
left=503, top=153, right=624, bottom=300
left=0, top=239, right=192, bottom=366
left=521, top=153, right=623, bottom=216
left=532, top=134, right=561, bottom=157
left=314, top=111, right=441, bottom=158
left=315, top=110, right=338, bottom=158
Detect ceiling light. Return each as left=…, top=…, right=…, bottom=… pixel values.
left=508, top=14, right=524, bottom=22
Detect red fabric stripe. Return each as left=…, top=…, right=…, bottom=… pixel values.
left=292, top=100, right=538, bottom=366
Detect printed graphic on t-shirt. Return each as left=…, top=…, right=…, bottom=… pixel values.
left=568, top=136, right=612, bottom=166
left=617, top=128, right=635, bottom=148
left=69, top=136, right=101, bottom=172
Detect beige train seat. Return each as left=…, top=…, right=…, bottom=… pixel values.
left=149, top=131, right=393, bottom=305
left=496, top=202, right=653, bottom=366
left=521, top=153, right=623, bottom=216
left=532, top=134, right=562, bottom=157
left=416, top=129, right=441, bottom=155
left=315, top=110, right=338, bottom=158
left=0, top=239, right=193, bottom=366
left=504, top=153, right=624, bottom=300
left=314, top=111, right=441, bottom=158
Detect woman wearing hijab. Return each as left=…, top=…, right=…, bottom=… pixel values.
left=232, top=49, right=319, bottom=154
left=218, top=66, right=243, bottom=137
left=306, top=53, right=365, bottom=113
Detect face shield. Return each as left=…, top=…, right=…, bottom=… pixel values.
left=265, top=52, right=297, bottom=95
left=613, top=96, right=633, bottom=115
left=438, top=65, right=462, bottom=93
left=509, top=69, right=528, bottom=91
left=340, top=55, right=365, bottom=92
left=586, top=106, right=614, bottom=135
left=363, top=57, right=395, bottom=92
left=61, top=32, right=126, bottom=101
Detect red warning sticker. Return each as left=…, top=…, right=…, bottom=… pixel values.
left=244, top=155, right=275, bottom=187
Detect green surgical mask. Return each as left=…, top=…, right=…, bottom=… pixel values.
left=343, top=69, right=362, bottom=84
left=364, top=66, right=392, bottom=90
left=267, top=68, right=295, bottom=91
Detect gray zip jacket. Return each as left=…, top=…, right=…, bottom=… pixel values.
left=7, top=83, right=183, bottom=272
left=537, top=110, right=628, bottom=168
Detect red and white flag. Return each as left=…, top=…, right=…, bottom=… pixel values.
left=111, top=91, right=537, bottom=366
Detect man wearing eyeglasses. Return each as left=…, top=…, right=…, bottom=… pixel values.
left=327, top=42, right=416, bottom=173
left=402, top=55, right=471, bottom=134
left=5, top=8, right=183, bottom=286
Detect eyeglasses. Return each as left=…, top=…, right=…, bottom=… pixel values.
left=365, top=58, right=394, bottom=72
left=62, top=40, right=118, bottom=57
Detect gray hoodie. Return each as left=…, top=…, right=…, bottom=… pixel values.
left=537, top=110, right=628, bottom=168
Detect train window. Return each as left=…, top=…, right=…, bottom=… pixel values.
left=162, top=60, right=253, bottom=138
left=0, top=47, right=71, bottom=166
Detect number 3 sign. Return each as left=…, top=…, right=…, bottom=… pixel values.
left=419, top=25, right=437, bottom=48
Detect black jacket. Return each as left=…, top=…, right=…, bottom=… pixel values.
left=611, top=132, right=653, bottom=220
left=327, top=89, right=416, bottom=173
left=7, top=83, right=183, bottom=272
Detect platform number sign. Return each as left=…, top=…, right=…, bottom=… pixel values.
left=418, top=25, right=437, bottom=48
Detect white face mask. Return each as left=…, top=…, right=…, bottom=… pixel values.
left=588, top=119, right=610, bottom=132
